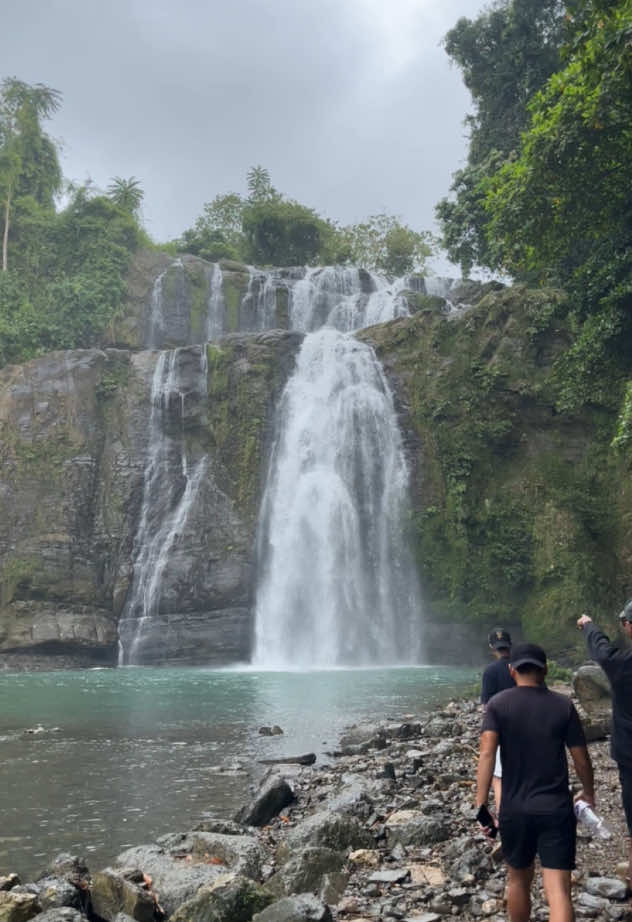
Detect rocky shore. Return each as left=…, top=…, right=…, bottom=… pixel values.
left=2, top=688, right=630, bottom=922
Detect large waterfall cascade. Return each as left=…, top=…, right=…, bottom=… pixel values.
left=118, top=262, right=425, bottom=666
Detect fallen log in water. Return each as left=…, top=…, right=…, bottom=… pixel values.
left=257, top=752, right=317, bottom=766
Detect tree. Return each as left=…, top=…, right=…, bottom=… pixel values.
left=246, top=164, right=278, bottom=203
left=107, top=176, right=144, bottom=214
left=177, top=191, right=246, bottom=261
left=338, top=213, right=433, bottom=276
left=242, top=197, right=327, bottom=266
left=482, top=0, right=632, bottom=407
left=0, top=78, right=62, bottom=271
left=436, top=0, right=566, bottom=275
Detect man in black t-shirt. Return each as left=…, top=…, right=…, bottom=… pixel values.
left=481, top=627, right=516, bottom=811
left=476, top=642, right=595, bottom=922
left=578, top=602, right=632, bottom=884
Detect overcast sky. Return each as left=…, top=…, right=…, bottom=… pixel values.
left=3, top=0, right=485, bottom=269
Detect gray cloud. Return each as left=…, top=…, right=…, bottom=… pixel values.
left=2, top=0, right=483, bottom=266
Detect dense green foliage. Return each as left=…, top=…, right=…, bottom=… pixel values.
left=178, top=165, right=432, bottom=274
left=438, top=0, right=632, bottom=420
left=436, top=0, right=565, bottom=274
left=0, top=80, right=143, bottom=367
left=484, top=0, right=632, bottom=410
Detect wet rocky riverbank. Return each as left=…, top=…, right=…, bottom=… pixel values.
left=1, top=690, right=630, bottom=922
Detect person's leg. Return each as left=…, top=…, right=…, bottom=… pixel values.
left=506, top=864, right=534, bottom=922
left=541, top=868, right=573, bottom=922
left=618, top=765, right=632, bottom=884
left=538, top=809, right=576, bottom=922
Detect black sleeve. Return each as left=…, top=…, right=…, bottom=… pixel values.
left=585, top=623, right=628, bottom=684
left=481, top=665, right=495, bottom=704
left=565, top=701, right=587, bottom=749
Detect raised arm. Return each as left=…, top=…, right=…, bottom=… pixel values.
left=577, top=614, right=627, bottom=682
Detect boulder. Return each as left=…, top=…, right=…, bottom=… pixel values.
left=583, top=877, right=628, bottom=900
left=573, top=665, right=612, bottom=707
left=169, top=874, right=274, bottom=922
left=12, top=880, right=79, bottom=912
left=236, top=774, right=295, bottom=827
left=113, top=831, right=261, bottom=917
left=0, top=880, right=19, bottom=894
left=0, top=891, right=40, bottom=922
left=288, top=811, right=373, bottom=853
left=33, top=911, right=84, bottom=922
left=266, top=848, right=345, bottom=897
left=89, top=869, right=156, bottom=922
left=385, top=810, right=450, bottom=847
left=252, top=893, right=333, bottom=922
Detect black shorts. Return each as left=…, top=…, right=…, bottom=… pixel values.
left=618, top=764, right=632, bottom=834
left=499, top=810, right=576, bottom=870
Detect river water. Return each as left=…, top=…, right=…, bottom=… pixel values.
left=0, top=665, right=478, bottom=878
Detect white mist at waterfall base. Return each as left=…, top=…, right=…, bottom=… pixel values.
left=253, top=325, right=423, bottom=669
left=118, top=349, right=207, bottom=665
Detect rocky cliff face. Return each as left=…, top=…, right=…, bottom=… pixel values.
left=0, top=252, right=629, bottom=668
left=362, top=285, right=632, bottom=660
left=0, top=329, right=301, bottom=668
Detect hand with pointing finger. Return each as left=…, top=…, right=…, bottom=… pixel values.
left=577, top=614, right=592, bottom=630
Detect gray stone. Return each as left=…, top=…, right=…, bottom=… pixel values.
left=15, top=880, right=79, bottom=912
left=34, top=911, right=84, bottom=922
left=169, top=874, right=274, bottom=922
left=267, top=848, right=345, bottom=897
left=285, top=810, right=373, bottom=852
left=385, top=810, right=450, bottom=847
left=252, top=893, right=333, bottom=922
left=114, top=831, right=261, bottom=917
left=0, top=891, right=40, bottom=922
left=89, top=869, right=155, bottom=922
left=574, top=665, right=612, bottom=705
left=583, top=877, right=628, bottom=900
left=236, top=774, right=296, bottom=826
left=318, top=872, right=348, bottom=906
left=0, top=881, right=19, bottom=895
left=368, top=869, right=411, bottom=884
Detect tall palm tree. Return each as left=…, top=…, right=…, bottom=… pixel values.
left=107, top=176, right=144, bottom=214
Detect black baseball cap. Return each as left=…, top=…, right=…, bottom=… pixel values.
left=619, top=599, right=632, bottom=623
left=510, top=642, right=547, bottom=669
left=488, top=628, right=512, bottom=650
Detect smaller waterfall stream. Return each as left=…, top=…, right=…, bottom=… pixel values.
left=118, top=347, right=208, bottom=665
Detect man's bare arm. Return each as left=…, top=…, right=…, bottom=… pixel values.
left=476, top=730, right=498, bottom=807
left=569, top=744, right=595, bottom=807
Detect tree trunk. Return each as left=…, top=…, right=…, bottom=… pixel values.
left=2, top=188, right=10, bottom=272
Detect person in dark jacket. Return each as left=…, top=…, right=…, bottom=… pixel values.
left=578, top=600, right=632, bottom=882
left=476, top=642, right=595, bottom=922
left=481, top=627, right=516, bottom=810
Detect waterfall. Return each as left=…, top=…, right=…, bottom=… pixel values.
left=118, top=347, right=208, bottom=665
left=242, top=267, right=281, bottom=331
left=147, top=258, right=184, bottom=348
left=288, top=266, right=409, bottom=332
left=253, top=268, right=422, bottom=668
left=205, top=263, right=226, bottom=341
